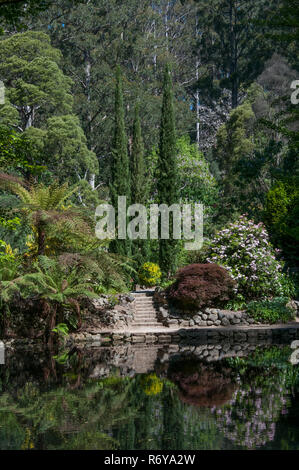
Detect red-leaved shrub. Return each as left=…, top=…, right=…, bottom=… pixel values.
left=167, top=263, right=236, bottom=311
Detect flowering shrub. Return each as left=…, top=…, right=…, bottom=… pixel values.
left=138, top=262, right=161, bottom=287
left=0, top=239, right=16, bottom=261
left=206, top=216, right=291, bottom=300
left=167, top=263, right=236, bottom=311
left=0, top=240, right=20, bottom=282
left=141, top=373, right=164, bottom=396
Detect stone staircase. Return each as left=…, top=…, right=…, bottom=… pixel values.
left=132, top=344, right=162, bottom=373
left=132, top=291, right=162, bottom=329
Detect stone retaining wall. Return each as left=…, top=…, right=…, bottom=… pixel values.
left=83, top=293, right=135, bottom=331
left=69, top=325, right=299, bottom=346
left=154, top=289, right=299, bottom=328
left=157, top=306, right=256, bottom=328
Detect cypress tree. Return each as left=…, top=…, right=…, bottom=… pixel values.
left=110, top=66, right=131, bottom=256
left=157, top=64, right=179, bottom=277
left=131, top=103, right=146, bottom=205
left=130, top=103, right=150, bottom=268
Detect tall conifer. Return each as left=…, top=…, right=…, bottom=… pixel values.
left=130, top=103, right=150, bottom=268
left=131, top=104, right=146, bottom=204
left=157, top=65, right=179, bottom=277
left=110, top=66, right=131, bottom=256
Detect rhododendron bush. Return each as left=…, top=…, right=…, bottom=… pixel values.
left=206, top=216, right=291, bottom=300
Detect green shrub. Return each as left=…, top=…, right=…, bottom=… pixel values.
left=264, top=177, right=299, bottom=265
left=246, top=297, right=295, bottom=324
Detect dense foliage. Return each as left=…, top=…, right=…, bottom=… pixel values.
left=246, top=297, right=295, bottom=324
left=264, top=178, right=299, bottom=265
left=0, top=0, right=298, bottom=336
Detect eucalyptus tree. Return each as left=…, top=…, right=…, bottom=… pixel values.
left=194, top=0, right=277, bottom=109
left=109, top=66, right=131, bottom=257
left=0, top=30, right=98, bottom=191
left=32, top=0, right=195, bottom=181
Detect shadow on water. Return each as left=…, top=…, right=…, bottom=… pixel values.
left=0, top=336, right=299, bottom=450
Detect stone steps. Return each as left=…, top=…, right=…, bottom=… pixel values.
left=132, top=291, right=163, bottom=328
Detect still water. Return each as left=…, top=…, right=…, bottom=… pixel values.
left=0, top=340, right=299, bottom=450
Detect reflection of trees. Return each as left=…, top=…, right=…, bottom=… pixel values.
left=0, top=376, right=138, bottom=450
left=210, top=347, right=299, bottom=449
left=0, top=345, right=298, bottom=450
left=114, top=373, right=222, bottom=450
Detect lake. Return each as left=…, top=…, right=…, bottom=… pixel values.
left=0, top=339, right=299, bottom=450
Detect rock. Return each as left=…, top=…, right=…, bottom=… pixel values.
left=159, top=352, right=169, bottom=362
left=215, top=320, right=221, bottom=326
left=189, top=320, right=195, bottom=327
left=287, top=300, right=298, bottom=313
left=210, top=349, right=219, bottom=359
left=207, top=320, right=214, bottom=326
left=112, top=335, right=124, bottom=341
left=231, top=318, right=240, bottom=324
left=208, top=330, right=219, bottom=337
left=171, top=335, right=181, bottom=342
left=159, top=307, right=169, bottom=318
left=202, top=313, right=208, bottom=320
left=206, top=308, right=218, bottom=315
left=158, top=335, right=171, bottom=343
left=131, top=335, right=145, bottom=343
left=234, top=333, right=247, bottom=342
left=145, top=335, right=158, bottom=343
left=247, top=330, right=258, bottom=337
left=221, top=317, right=230, bottom=326
left=208, top=313, right=218, bottom=322
left=0, top=341, right=4, bottom=365
left=222, top=342, right=231, bottom=352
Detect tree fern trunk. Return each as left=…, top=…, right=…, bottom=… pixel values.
left=47, top=304, right=57, bottom=348
left=37, top=224, right=46, bottom=256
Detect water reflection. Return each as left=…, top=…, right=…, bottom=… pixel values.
left=0, top=340, right=298, bottom=450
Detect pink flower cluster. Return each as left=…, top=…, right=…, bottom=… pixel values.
left=206, top=215, right=286, bottom=299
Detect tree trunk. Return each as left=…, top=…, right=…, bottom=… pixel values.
left=47, top=304, right=57, bottom=348
left=229, top=0, right=238, bottom=108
